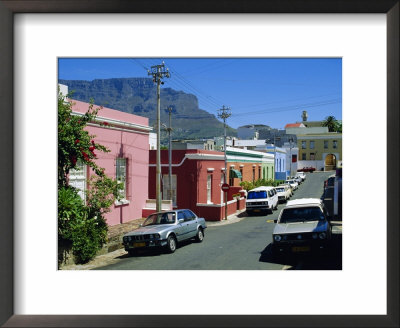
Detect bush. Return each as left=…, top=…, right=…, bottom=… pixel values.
left=68, top=215, right=108, bottom=264
left=58, top=186, right=109, bottom=264
left=58, top=186, right=85, bottom=241
left=240, top=178, right=285, bottom=191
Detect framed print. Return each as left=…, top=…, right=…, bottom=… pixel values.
left=1, top=1, right=398, bottom=327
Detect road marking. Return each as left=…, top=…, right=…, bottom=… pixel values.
left=266, top=219, right=274, bottom=223
left=282, top=265, right=292, bottom=270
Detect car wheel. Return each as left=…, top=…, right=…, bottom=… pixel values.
left=166, top=235, right=177, bottom=253
left=195, top=227, right=204, bottom=242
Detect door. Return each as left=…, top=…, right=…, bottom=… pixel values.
left=184, top=210, right=198, bottom=238
left=177, top=211, right=189, bottom=241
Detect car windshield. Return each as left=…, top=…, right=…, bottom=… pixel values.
left=287, top=180, right=294, bottom=183
left=279, top=207, right=325, bottom=223
left=247, top=191, right=268, bottom=199
left=275, top=188, right=284, bottom=192
left=143, top=212, right=176, bottom=226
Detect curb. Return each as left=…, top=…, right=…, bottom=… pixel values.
left=206, top=210, right=247, bottom=227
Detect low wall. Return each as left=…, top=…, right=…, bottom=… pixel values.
left=196, top=198, right=245, bottom=221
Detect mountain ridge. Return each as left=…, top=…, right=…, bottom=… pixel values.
left=59, top=77, right=236, bottom=143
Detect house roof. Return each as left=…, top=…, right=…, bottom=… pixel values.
left=285, top=123, right=305, bottom=128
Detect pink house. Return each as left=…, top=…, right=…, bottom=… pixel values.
left=69, top=99, right=151, bottom=226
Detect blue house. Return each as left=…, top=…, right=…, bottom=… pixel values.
left=259, top=146, right=287, bottom=181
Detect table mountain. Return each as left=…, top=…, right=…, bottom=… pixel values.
left=59, top=77, right=236, bottom=143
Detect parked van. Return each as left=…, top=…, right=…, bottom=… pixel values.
left=246, top=186, right=279, bottom=215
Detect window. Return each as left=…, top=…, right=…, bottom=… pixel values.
left=309, top=141, right=315, bottom=149
left=301, top=141, right=306, bottom=149
left=69, top=160, right=87, bottom=202
left=229, top=170, right=234, bottom=186
left=116, top=158, right=127, bottom=199
left=162, top=174, right=177, bottom=206
left=183, top=210, right=196, bottom=221
left=258, top=166, right=261, bottom=179
left=324, top=140, right=328, bottom=149
left=248, top=191, right=267, bottom=199
left=240, top=168, right=243, bottom=182
left=252, top=167, right=255, bottom=182
left=310, top=153, right=315, bottom=160
left=302, top=153, right=306, bottom=160
left=333, top=140, right=337, bottom=149
left=207, top=174, right=212, bottom=204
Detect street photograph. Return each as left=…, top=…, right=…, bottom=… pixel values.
left=58, top=58, right=342, bottom=271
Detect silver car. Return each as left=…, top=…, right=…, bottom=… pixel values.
left=122, top=209, right=207, bottom=255
left=272, top=198, right=331, bottom=257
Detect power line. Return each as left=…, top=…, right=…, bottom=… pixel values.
left=230, top=98, right=341, bottom=118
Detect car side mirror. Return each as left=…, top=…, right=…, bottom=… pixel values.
left=178, top=218, right=184, bottom=224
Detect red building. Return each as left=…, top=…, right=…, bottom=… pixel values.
left=148, top=149, right=245, bottom=221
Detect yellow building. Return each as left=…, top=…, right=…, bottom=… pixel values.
left=297, top=133, right=342, bottom=171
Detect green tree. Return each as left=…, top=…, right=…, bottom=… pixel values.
left=58, top=91, right=109, bottom=187
left=58, top=90, right=122, bottom=264
left=322, top=115, right=341, bottom=132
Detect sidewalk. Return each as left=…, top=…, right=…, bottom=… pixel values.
left=205, top=209, right=247, bottom=227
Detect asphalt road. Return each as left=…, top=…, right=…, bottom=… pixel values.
left=98, top=172, right=341, bottom=270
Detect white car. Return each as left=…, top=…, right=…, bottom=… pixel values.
left=296, top=172, right=306, bottom=181
left=246, top=186, right=279, bottom=215
left=286, top=179, right=298, bottom=190
left=272, top=198, right=332, bottom=256
left=274, top=185, right=291, bottom=203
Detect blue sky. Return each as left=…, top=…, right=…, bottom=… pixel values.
left=58, top=58, right=342, bottom=130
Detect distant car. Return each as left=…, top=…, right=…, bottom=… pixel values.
left=246, top=186, right=279, bottom=215
left=272, top=198, right=332, bottom=256
left=286, top=179, right=298, bottom=190
left=274, top=185, right=291, bottom=203
left=293, top=175, right=302, bottom=184
left=122, top=209, right=207, bottom=255
left=298, top=167, right=315, bottom=173
left=296, top=172, right=306, bottom=181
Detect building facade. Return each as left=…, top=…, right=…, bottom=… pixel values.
left=297, top=133, right=342, bottom=171
left=148, top=147, right=274, bottom=221
left=266, top=146, right=287, bottom=181
left=70, top=99, right=152, bottom=226
left=225, top=147, right=275, bottom=186
left=149, top=149, right=243, bottom=221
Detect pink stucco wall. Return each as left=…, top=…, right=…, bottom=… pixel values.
left=71, top=100, right=150, bottom=226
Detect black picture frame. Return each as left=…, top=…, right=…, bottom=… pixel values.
left=1, top=1, right=398, bottom=327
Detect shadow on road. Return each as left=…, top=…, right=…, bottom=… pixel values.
left=116, top=239, right=201, bottom=259
left=259, top=234, right=342, bottom=270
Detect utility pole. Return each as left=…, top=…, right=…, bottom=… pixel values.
left=289, top=137, right=293, bottom=178
left=148, top=62, right=170, bottom=212
left=166, top=106, right=173, bottom=204
left=217, top=105, right=231, bottom=220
